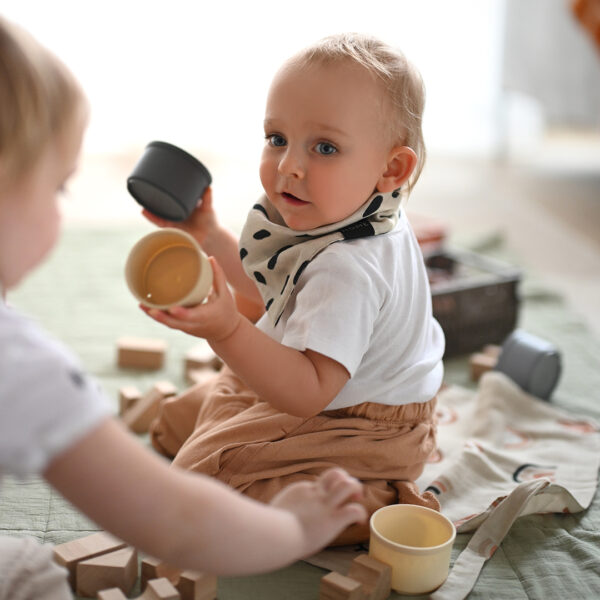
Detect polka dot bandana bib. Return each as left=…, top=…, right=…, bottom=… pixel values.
left=239, top=188, right=402, bottom=325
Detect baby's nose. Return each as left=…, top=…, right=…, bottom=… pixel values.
left=278, top=148, right=305, bottom=178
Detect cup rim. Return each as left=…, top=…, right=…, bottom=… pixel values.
left=125, top=228, right=209, bottom=310
left=370, top=504, right=456, bottom=555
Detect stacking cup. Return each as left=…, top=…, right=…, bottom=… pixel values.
left=369, top=504, right=456, bottom=595
left=125, top=228, right=213, bottom=310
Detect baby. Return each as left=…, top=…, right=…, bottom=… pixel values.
left=145, top=32, right=445, bottom=544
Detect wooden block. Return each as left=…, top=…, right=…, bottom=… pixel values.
left=118, top=385, right=142, bottom=415
left=320, top=571, right=367, bottom=600
left=469, top=351, right=498, bottom=382
left=482, top=344, right=502, bottom=358
left=121, top=381, right=177, bottom=434
left=184, top=344, right=222, bottom=378
left=348, top=554, right=391, bottom=600
left=178, top=571, right=217, bottom=600
left=186, top=368, right=217, bottom=386
left=141, top=557, right=181, bottom=590
left=77, top=546, right=137, bottom=598
left=140, top=578, right=181, bottom=600
left=52, top=531, right=127, bottom=590
left=97, top=589, right=128, bottom=600
left=117, top=337, right=167, bottom=370
left=140, top=558, right=216, bottom=600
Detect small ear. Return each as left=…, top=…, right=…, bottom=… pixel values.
left=376, top=146, right=418, bottom=193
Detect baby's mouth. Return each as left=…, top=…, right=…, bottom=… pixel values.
left=282, top=191, right=307, bottom=204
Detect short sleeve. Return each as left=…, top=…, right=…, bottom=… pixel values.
left=0, top=304, right=111, bottom=477
left=279, top=246, right=383, bottom=376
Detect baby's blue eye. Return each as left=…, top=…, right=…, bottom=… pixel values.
left=268, top=134, right=287, bottom=147
left=315, top=142, right=337, bottom=155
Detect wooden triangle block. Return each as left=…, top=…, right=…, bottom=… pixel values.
left=347, top=554, right=392, bottom=600
left=52, top=531, right=127, bottom=590
left=76, top=546, right=138, bottom=597
left=320, top=571, right=367, bottom=599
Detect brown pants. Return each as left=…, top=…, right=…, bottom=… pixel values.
left=150, top=367, right=439, bottom=545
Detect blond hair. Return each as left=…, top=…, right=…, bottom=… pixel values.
left=0, top=16, right=87, bottom=187
left=292, top=33, right=426, bottom=196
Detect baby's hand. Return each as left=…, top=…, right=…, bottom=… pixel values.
left=269, top=468, right=367, bottom=556
left=141, top=187, right=218, bottom=247
left=141, top=257, right=241, bottom=343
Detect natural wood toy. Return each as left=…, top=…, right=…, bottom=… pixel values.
left=141, top=557, right=217, bottom=600
left=184, top=344, right=222, bottom=382
left=76, top=546, right=137, bottom=597
left=121, top=381, right=177, bottom=434
left=469, top=344, right=501, bottom=382
left=320, top=571, right=367, bottom=600
left=186, top=368, right=217, bottom=386
left=119, top=385, right=142, bottom=416
left=52, top=531, right=127, bottom=590
left=117, top=337, right=167, bottom=370
left=347, top=554, right=392, bottom=600
left=97, top=577, right=180, bottom=599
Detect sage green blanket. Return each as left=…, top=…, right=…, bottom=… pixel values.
left=2, top=226, right=599, bottom=599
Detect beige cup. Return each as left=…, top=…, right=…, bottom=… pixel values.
left=369, top=504, right=456, bottom=595
left=125, top=228, right=213, bottom=309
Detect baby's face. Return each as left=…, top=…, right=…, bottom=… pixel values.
left=0, top=118, right=84, bottom=290
left=260, top=60, right=393, bottom=231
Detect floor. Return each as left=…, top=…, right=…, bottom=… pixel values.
left=63, top=129, right=600, bottom=338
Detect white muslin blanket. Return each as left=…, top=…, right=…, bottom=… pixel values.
left=310, top=371, right=600, bottom=599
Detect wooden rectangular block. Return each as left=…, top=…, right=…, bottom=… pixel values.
left=52, top=531, right=127, bottom=590
left=469, top=351, right=498, bottom=382
left=121, top=381, right=177, bottom=434
left=117, top=337, right=167, bottom=370
left=347, top=554, right=391, bottom=600
left=119, top=385, right=142, bottom=415
left=97, top=589, right=128, bottom=600
left=186, top=368, right=217, bottom=386
left=320, top=571, right=367, bottom=600
left=184, top=344, right=222, bottom=378
left=141, top=557, right=216, bottom=600
left=178, top=571, right=217, bottom=600
left=76, top=546, right=137, bottom=598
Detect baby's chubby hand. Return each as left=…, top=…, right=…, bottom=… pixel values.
left=141, top=257, right=241, bottom=343
left=141, top=187, right=218, bottom=247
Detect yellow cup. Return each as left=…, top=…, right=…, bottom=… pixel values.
left=369, top=504, right=455, bottom=595
left=125, top=228, right=213, bottom=309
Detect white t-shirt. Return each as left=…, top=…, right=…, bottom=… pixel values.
left=257, top=211, right=445, bottom=410
left=0, top=296, right=110, bottom=480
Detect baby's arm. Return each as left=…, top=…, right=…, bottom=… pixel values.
left=142, top=188, right=264, bottom=321
left=143, top=259, right=350, bottom=416
left=43, top=418, right=365, bottom=575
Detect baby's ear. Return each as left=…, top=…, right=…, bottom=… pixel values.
left=376, top=146, right=417, bottom=193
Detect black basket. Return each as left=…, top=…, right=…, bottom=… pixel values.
left=425, top=249, right=521, bottom=357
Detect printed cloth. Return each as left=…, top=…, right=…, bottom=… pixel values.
left=150, top=366, right=439, bottom=545
left=309, top=371, right=600, bottom=598
left=238, top=189, right=401, bottom=325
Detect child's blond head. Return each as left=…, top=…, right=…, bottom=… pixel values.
left=0, top=17, right=87, bottom=189
left=290, top=33, right=426, bottom=195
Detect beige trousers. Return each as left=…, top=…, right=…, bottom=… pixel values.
left=150, top=367, right=439, bottom=545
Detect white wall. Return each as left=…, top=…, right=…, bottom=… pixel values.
left=3, top=0, right=506, bottom=159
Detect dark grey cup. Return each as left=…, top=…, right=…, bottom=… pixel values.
left=495, top=329, right=562, bottom=400
left=127, top=141, right=212, bottom=221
